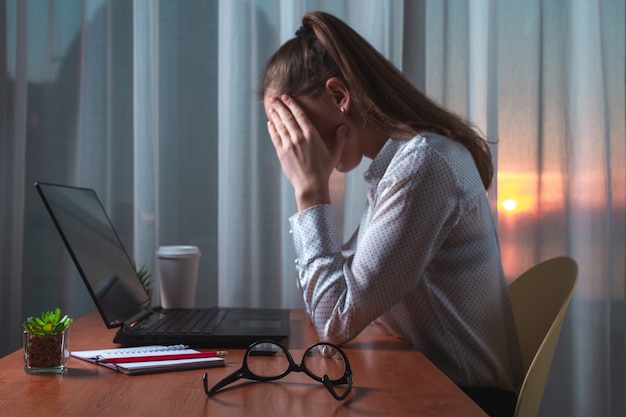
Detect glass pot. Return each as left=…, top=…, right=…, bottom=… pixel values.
left=23, top=329, right=70, bottom=374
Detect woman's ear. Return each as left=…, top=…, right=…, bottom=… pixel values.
left=325, top=77, right=351, bottom=114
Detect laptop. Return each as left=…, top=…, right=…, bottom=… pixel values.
left=35, top=181, right=290, bottom=347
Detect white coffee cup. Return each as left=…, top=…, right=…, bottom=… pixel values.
left=156, top=245, right=201, bottom=309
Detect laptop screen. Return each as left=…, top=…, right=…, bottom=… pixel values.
left=36, top=182, right=150, bottom=327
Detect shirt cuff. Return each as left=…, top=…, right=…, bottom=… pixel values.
left=288, top=204, right=342, bottom=269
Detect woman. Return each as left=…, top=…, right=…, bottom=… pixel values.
left=259, top=11, right=523, bottom=416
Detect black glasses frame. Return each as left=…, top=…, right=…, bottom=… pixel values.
left=203, top=339, right=353, bottom=400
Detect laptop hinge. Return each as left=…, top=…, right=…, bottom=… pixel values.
left=124, top=309, right=152, bottom=327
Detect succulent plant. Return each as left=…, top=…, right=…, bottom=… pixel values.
left=23, top=308, right=73, bottom=336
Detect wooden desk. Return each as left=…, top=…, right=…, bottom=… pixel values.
left=0, top=310, right=487, bottom=416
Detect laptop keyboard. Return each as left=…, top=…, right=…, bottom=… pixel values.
left=146, top=308, right=225, bottom=335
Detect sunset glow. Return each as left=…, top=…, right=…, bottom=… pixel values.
left=501, top=199, right=517, bottom=212
left=497, top=172, right=536, bottom=215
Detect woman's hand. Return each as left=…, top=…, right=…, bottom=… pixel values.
left=267, top=95, right=346, bottom=211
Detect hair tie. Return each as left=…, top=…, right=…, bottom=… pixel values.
left=295, top=25, right=313, bottom=37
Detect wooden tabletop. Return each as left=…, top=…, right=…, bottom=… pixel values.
left=0, top=309, right=487, bottom=417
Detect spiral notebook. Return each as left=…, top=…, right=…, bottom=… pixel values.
left=72, top=345, right=225, bottom=375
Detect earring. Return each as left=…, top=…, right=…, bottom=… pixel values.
left=340, top=107, right=346, bottom=114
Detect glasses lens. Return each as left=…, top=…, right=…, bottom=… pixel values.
left=303, top=344, right=347, bottom=382
left=247, top=342, right=290, bottom=378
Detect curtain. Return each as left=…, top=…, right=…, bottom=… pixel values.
left=1, top=1, right=624, bottom=416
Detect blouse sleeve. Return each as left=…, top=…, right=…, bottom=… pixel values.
left=289, top=146, right=464, bottom=345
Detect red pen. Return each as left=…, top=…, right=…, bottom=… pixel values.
left=99, top=350, right=228, bottom=364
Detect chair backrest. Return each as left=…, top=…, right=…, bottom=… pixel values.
left=508, top=256, right=578, bottom=417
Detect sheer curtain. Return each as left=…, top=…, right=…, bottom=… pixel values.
left=1, top=1, right=624, bottom=416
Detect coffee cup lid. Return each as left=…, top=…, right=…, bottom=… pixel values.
left=156, top=245, right=201, bottom=258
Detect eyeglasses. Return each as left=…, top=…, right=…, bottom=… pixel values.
left=203, top=339, right=353, bottom=400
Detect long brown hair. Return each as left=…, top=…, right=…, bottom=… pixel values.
left=259, top=11, right=494, bottom=190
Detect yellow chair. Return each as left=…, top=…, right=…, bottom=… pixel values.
left=508, top=256, right=578, bottom=417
